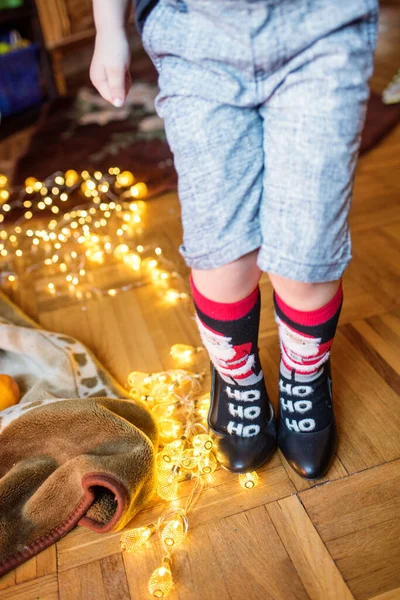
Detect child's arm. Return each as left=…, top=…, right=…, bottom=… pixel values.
left=90, top=0, right=132, bottom=107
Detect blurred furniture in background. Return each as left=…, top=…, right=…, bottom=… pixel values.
left=35, top=0, right=95, bottom=94
left=0, top=0, right=57, bottom=108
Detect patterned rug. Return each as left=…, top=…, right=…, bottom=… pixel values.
left=13, top=85, right=400, bottom=194
left=13, top=82, right=177, bottom=197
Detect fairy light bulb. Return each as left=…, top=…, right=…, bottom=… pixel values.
left=158, top=419, right=184, bottom=444
left=65, top=169, right=79, bottom=186
left=160, top=439, right=186, bottom=464
left=161, top=517, right=186, bottom=548
left=148, top=557, right=174, bottom=598
left=157, top=456, right=177, bottom=479
left=180, top=449, right=199, bottom=471
left=117, top=170, right=135, bottom=187
left=196, top=393, right=210, bottom=420
left=130, top=182, right=148, bottom=198
left=192, top=434, right=213, bottom=454
left=120, top=524, right=156, bottom=552
left=238, top=472, right=259, bottom=490
left=127, top=371, right=151, bottom=392
left=0, top=189, right=9, bottom=202
left=157, top=270, right=169, bottom=282
left=157, top=474, right=179, bottom=501
left=146, top=258, right=158, bottom=270
left=170, top=344, right=196, bottom=365
left=165, top=289, right=188, bottom=303
left=123, top=252, right=141, bottom=271
left=113, top=244, right=129, bottom=259
left=198, top=452, right=217, bottom=474
left=24, top=176, right=37, bottom=188
left=0, top=174, right=8, bottom=187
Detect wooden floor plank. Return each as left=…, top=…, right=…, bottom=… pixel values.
left=201, top=505, right=309, bottom=600
left=0, top=575, right=58, bottom=600
left=369, top=590, right=400, bottom=600
left=0, top=571, right=15, bottom=592
left=15, top=556, right=37, bottom=585
left=332, top=329, right=400, bottom=473
left=267, top=495, right=354, bottom=600
left=299, top=460, right=400, bottom=541
left=328, top=518, right=400, bottom=600
left=351, top=319, right=400, bottom=376
left=59, top=561, right=106, bottom=600
left=349, top=228, right=400, bottom=313
left=37, top=546, right=57, bottom=578
left=300, top=460, right=400, bottom=600
left=100, top=554, right=130, bottom=600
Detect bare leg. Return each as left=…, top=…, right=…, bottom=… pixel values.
left=268, top=273, right=340, bottom=310
left=192, top=250, right=261, bottom=302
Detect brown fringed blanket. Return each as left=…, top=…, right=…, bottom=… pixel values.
left=0, top=292, right=158, bottom=577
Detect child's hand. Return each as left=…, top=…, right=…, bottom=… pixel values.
left=90, top=30, right=132, bottom=107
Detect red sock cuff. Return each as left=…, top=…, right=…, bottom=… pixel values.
left=274, top=281, right=343, bottom=327
left=190, top=275, right=259, bottom=321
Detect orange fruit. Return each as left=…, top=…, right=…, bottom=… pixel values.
left=0, top=374, right=20, bottom=411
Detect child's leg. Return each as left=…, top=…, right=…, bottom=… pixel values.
left=255, top=3, right=378, bottom=477
left=141, top=1, right=277, bottom=471
left=269, top=276, right=342, bottom=479
left=191, top=253, right=276, bottom=472
left=191, top=251, right=260, bottom=303
left=267, top=276, right=340, bottom=312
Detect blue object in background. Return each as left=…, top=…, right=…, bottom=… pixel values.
left=0, top=43, right=42, bottom=118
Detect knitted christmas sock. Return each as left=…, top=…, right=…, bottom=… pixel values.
left=274, top=284, right=343, bottom=434
left=191, top=278, right=271, bottom=439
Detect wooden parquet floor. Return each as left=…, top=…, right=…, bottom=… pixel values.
left=1, top=3, right=400, bottom=599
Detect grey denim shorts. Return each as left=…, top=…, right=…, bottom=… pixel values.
left=142, top=0, right=378, bottom=282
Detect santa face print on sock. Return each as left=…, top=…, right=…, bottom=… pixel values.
left=273, top=286, right=342, bottom=438
left=275, top=316, right=332, bottom=381
left=196, top=316, right=264, bottom=387
left=275, top=315, right=335, bottom=435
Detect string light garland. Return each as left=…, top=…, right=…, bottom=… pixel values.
left=0, top=169, right=188, bottom=304
left=122, top=360, right=261, bottom=597
left=0, top=167, right=261, bottom=597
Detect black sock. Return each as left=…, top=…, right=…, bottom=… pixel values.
left=274, top=285, right=343, bottom=433
left=191, top=279, right=271, bottom=439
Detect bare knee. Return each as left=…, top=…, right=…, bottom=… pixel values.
left=192, top=250, right=261, bottom=302
left=268, top=273, right=340, bottom=311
